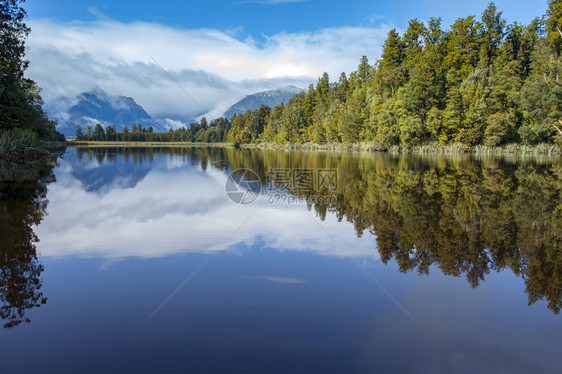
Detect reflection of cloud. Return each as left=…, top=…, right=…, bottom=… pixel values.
left=35, top=151, right=378, bottom=260
left=26, top=19, right=392, bottom=121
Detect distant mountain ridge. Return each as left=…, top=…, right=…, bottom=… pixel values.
left=223, top=86, right=303, bottom=118
left=56, top=89, right=165, bottom=136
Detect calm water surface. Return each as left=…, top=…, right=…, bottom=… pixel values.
left=1, top=147, right=561, bottom=373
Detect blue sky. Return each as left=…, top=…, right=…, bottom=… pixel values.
left=26, top=0, right=547, bottom=38
left=23, top=0, right=548, bottom=126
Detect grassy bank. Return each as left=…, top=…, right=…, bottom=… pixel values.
left=0, top=129, right=67, bottom=163
left=0, top=129, right=52, bottom=162
left=242, top=142, right=562, bottom=155
left=67, top=140, right=562, bottom=155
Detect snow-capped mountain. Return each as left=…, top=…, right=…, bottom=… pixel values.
left=55, top=89, right=165, bottom=136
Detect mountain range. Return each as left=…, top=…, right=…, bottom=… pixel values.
left=53, top=86, right=303, bottom=137
left=55, top=89, right=165, bottom=137
left=223, top=86, right=303, bottom=118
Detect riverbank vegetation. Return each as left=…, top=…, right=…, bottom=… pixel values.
left=0, top=0, right=65, bottom=161
left=75, top=1, right=562, bottom=153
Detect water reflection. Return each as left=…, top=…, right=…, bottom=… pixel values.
left=0, top=160, right=57, bottom=328
left=36, top=147, right=562, bottom=315
left=37, top=147, right=373, bottom=260
left=260, top=151, right=562, bottom=314
left=73, top=147, right=153, bottom=193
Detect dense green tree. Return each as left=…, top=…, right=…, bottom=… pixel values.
left=93, top=123, right=105, bottom=141
left=0, top=0, right=64, bottom=142
left=403, top=19, right=427, bottom=69
left=546, top=0, right=562, bottom=54
left=105, top=125, right=116, bottom=141
left=479, top=2, right=506, bottom=68
left=444, top=16, right=482, bottom=79
left=75, top=125, right=83, bottom=140
left=84, top=125, right=92, bottom=140
left=381, top=29, right=405, bottom=68
left=379, top=29, right=406, bottom=96
left=200, top=117, right=208, bottom=130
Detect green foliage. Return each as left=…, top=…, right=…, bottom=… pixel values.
left=93, top=123, right=105, bottom=141
left=0, top=126, right=41, bottom=151
left=546, top=0, right=562, bottom=54
left=0, top=0, right=65, bottom=147
left=75, top=125, right=83, bottom=140
left=74, top=118, right=233, bottom=143
left=0, top=128, right=46, bottom=161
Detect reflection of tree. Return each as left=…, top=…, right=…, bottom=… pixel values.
left=0, top=160, right=56, bottom=328
left=224, top=150, right=562, bottom=314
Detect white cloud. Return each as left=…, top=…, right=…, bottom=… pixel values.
left=87, top=6, right=110, bottom=20
left=26, top=19, right=392, bottom=122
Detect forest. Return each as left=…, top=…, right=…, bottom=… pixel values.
left=75, top=117, right=231, bottom=143
left=78, top=1, right=562, bottom=150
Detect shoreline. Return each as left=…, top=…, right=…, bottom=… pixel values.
left=68, top=140, right=562, bottom=155
left=0, top=141, right=67, bottom=163
left=68, top=140, right=230, bottom=148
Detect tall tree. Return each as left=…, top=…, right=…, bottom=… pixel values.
left=546, top=0, right=562, bottom=54
left=480, top=2, right=506, bottom=68
left=0, top=0, right=63, bottom=141
left=0, top=0, right=29, bottom=129
left=75, top=125, right=83, bottom=140
left=93, top=123, right=105, bottom=141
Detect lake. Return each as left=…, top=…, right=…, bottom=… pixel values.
left=1, top=146, right=561, bottom=373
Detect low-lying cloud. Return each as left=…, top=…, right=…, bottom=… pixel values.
left=26, top=18, right=392, bottom=123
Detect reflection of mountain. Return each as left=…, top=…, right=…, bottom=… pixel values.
left=0, top=160, right=56, bottom=328
left=57, top=89, right=165, bottom=136
left=72, top=148, right=154, bottom=193
left=224, top=86, right=303, bottom=118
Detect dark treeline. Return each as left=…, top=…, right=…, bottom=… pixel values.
left=83, top=1, right=562, bottom=149
left=0, top=0, right=65, bottom=152
left=75, top=117, right=231, bottom=143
